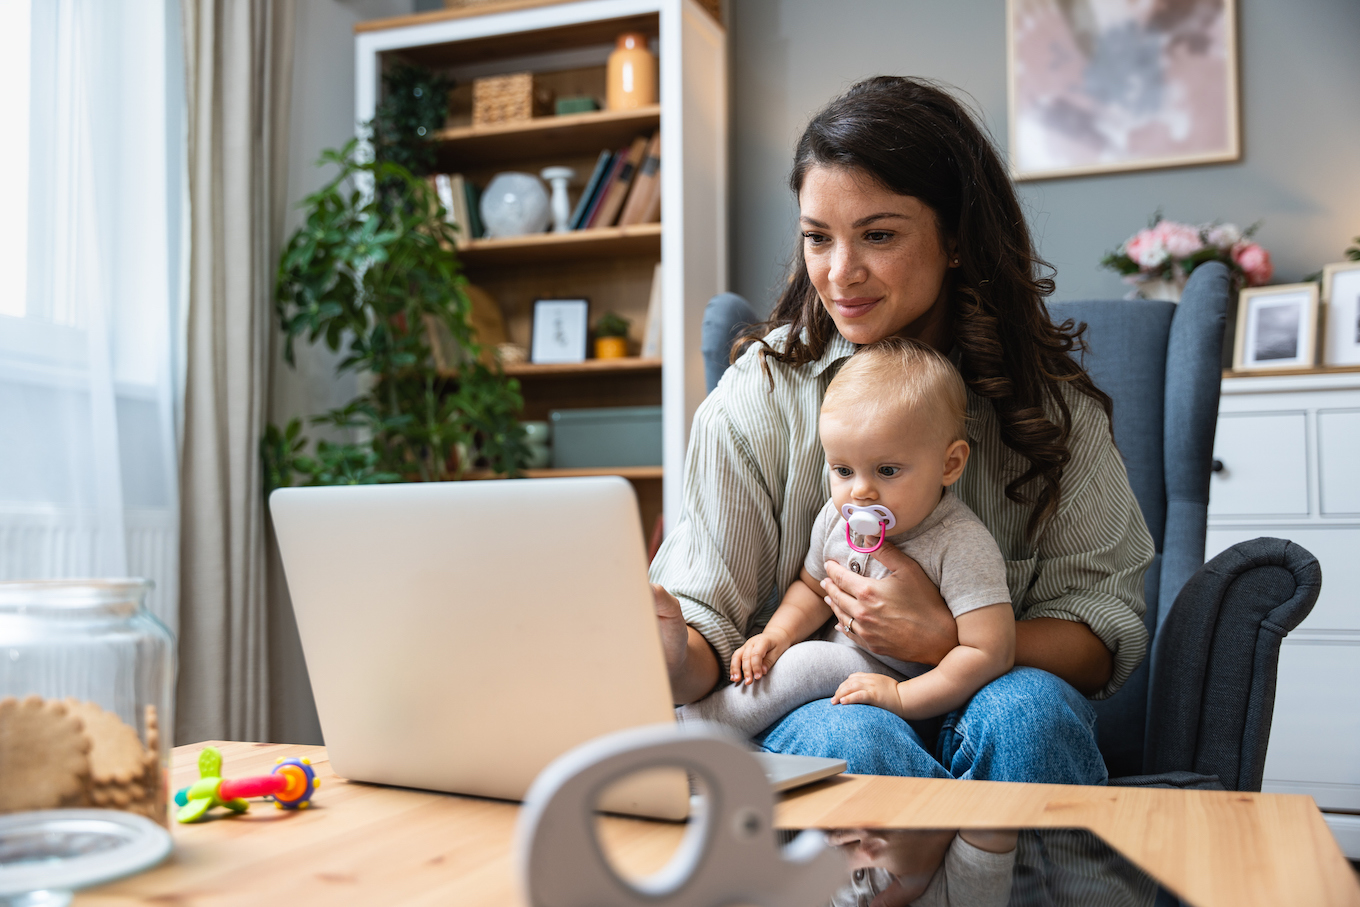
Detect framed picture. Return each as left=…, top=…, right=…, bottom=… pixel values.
left=1233, top=283, right=1319, bottom=372
left=1007, top=0, right=1240, bottom=181
left=530, top=298, right=589, bottom=364
left=1321, top=261, right=1360, bottom=367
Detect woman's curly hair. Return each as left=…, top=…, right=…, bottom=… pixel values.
left=741, top=76, right=1112, bottom=540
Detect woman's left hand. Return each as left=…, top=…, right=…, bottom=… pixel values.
left=822, top=544, right=958, bottom=666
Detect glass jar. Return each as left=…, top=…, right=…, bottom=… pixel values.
left=0, top=580, right=175, bottom=826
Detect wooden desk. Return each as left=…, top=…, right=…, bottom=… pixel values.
left=76, top=741, right=1360, bottom=907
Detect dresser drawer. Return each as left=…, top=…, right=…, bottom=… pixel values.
left=1263, top=638, right=1360, bottom=809
left=1206, top=527, right=1360, bottom=631
left=1208, top=412, right=1309, bottom=517
left=1318, top=409, right=1360, bottom=516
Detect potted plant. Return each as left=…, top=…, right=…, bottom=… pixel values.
left=593, top=311, right=631, bottom=359
left=263, top=139, right=529, bottom=488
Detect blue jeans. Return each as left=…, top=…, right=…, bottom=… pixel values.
left=754, top=666, right=1108, bottom=785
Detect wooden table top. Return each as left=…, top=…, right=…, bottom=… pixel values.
left=75, top=741, right=1360, bottom=907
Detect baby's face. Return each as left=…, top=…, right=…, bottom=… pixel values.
left=819, top=406, right=967, bottom=539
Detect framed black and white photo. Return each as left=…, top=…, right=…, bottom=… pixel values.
left=1233, top=283, right=1318, bottom=372
left=1322, top=261, right=1360, bottom=367
left=530, top=299, right=589, bottom=364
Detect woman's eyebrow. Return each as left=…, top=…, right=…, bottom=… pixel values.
left=799, top=213, right=912, bottom=228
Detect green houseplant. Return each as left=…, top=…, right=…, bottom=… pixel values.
left=263, top=139, right=529, bottom=489
left=593, top=311, right=631, bottom=360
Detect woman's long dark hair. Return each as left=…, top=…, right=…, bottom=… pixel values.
left=745, top=76, right=1112, bottom=540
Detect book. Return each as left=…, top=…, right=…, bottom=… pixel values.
left=463, top=178, right=484, bottom=240
left=581, top=151, right=626, bottom=230
left=641, top=261, right=664, bottom=358
left=569, top=150, right=614, bottom=230
left=434, top=173, right=473, bottom=247
left=588, top=135, right=649, bottom=229
left=618, top=130, right=661, bottom=227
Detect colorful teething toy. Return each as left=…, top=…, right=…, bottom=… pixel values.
left=841, top=503, right=897, bottom=554
left=173, top=745, right=319, bottom=823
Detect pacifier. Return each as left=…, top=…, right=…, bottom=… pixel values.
left=841, top=503, right=897, bottom=554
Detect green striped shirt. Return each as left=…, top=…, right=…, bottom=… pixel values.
left=649, top=326, right=1153, bottom=700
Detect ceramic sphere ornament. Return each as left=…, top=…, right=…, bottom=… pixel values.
left=606, top=32, right=657, bottom=111
left=480, top=172, right=552, bottom=238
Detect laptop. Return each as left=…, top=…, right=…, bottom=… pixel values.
left=269, top=477, right=844, bottom=820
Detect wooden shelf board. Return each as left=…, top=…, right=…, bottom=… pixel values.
left=435, top=106, right=660, bottom=169
left=1224, top=364, right=1360, bottom=378
left=464, top=465, right=662, bottom=480
left=457, top=223, right=661, bottom=267
left=505, top=357, right=661, bottom=377
left=367, top=13, right=660, bottom=70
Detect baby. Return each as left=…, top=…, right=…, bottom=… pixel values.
left=680, top=337, right=1015, bottom=735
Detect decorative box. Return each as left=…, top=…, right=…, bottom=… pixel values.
left=472, top=72, right=552, bottom=126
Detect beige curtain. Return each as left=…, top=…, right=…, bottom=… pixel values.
left=178, top=0, right=295, bottom=744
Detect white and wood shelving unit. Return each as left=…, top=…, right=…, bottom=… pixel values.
left=355, top=0, right=727, bottom=534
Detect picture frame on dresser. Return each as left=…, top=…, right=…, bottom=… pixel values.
left=1321, top=260, right=1360, bottom=366
left=1232, top=283, right=1319, bottom=372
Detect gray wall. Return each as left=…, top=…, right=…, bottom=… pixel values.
left=269, top=0, right=414, bottom=746
left=728, top=0, right=1360, bottom=312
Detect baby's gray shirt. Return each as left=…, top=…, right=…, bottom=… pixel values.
left=804, top=489, right=1012, bottom=621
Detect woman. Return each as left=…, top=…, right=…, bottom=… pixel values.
left=649, top=76, right=1153, bottom=784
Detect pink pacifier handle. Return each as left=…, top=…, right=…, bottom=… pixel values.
left=846, top=521, right=889, bottom=554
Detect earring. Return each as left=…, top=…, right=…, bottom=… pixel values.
left=952, top=257, right=960, bottom=266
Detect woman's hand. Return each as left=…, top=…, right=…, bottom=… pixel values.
left=822, top=544, right=958, bottom=666
left=650, top=584, right=720, bottom=704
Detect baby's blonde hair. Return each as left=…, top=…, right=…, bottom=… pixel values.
left=821, top=337, right=968, bottom=443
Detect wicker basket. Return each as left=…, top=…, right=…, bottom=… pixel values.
left=472, top=72, right=552, bottom=126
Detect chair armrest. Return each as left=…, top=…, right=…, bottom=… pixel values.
left=1143, top=538, right=1321, bottom=790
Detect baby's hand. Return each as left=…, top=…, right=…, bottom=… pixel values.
left=730, top=634, right=783, bottom=685
left=832, top=672, right=903, bottom=715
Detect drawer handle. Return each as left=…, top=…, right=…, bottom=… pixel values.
left=1212, top=459, right=1225, bottom=473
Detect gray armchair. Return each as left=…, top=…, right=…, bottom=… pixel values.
left=700, top=262, right=1321, bottom=791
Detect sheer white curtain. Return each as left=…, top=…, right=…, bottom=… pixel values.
left=0, top=0, right=186, bottom=633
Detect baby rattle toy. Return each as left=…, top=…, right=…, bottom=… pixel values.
left=173, top=745, right=319, bottom=823
left=842, top=503, right=897, bottom=554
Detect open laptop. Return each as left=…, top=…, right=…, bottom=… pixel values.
left=269, top=477, right=844, bottom=820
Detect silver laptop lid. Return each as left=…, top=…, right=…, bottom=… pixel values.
left=270, top=477, right=683, bottom=811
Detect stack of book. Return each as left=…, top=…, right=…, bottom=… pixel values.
left=430, top=174, right=486, bottom=248
left=569, top=129, right=661, bottom=231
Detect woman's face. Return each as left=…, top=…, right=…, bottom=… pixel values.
left=798, top=164, right=957, bottom=348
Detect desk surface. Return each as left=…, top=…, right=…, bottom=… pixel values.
left=76, top=741, right=1360, bottom=907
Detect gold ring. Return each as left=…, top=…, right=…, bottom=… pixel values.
left=847, top=617, right=854, bottom=634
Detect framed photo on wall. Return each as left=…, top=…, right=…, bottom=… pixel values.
left=1007, top=0, right=1241, bottom=180
left=1321, top=261, right=1360, bottom=367
left=1233, top=284, right=1319, bottom=372
left=530, top=298, right=589, bottom=364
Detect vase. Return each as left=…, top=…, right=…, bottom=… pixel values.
left=606, top=32, right=657, bottom=111
left=1137, top=278, right=1184, bottom=303
left=595, top=336, right=628, bottom=359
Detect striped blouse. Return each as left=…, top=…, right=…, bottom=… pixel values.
left=648, top=326, right=1154, bottom=700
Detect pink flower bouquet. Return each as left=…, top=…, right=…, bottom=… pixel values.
left=1102, top=215, right=1273, bottom=297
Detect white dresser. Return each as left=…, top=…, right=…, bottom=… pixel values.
left=1207, top=370, right=1360, bottom=857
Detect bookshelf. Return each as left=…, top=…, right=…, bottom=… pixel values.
left=355, top=0, right=727, bottom=534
